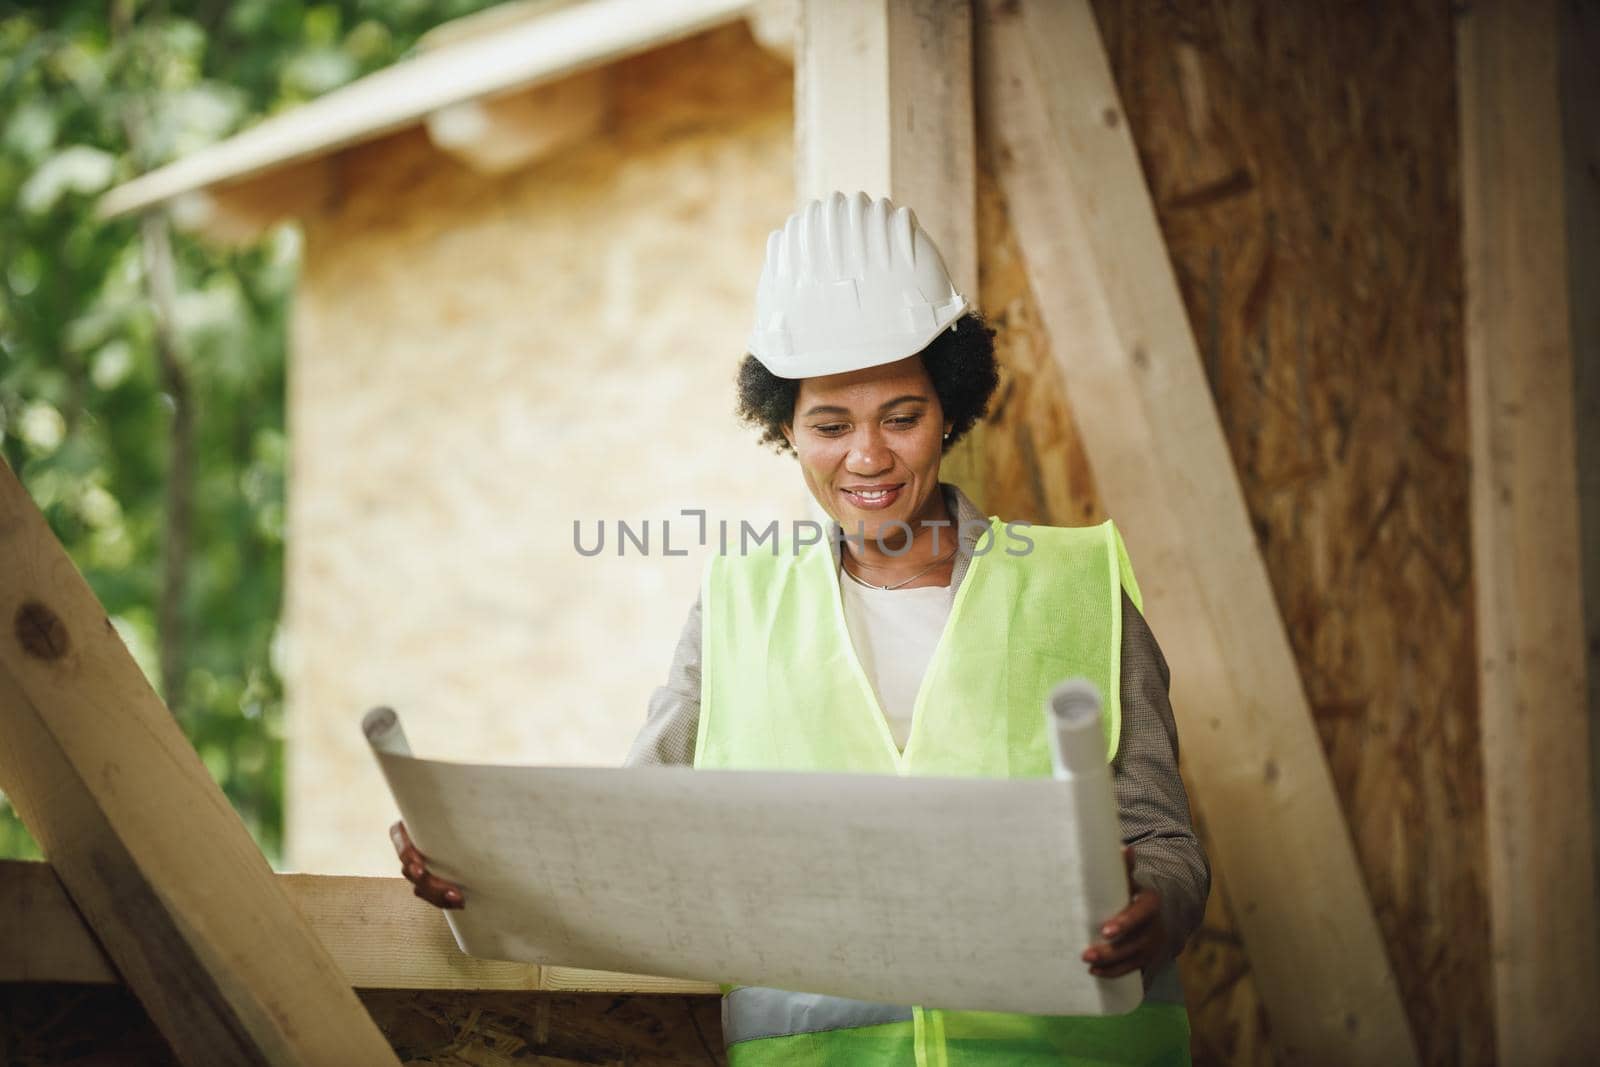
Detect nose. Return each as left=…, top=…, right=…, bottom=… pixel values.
left=845, top=424, right=892, bottom=476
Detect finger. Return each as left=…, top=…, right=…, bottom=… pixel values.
left=1084, top=929, right=1161, bottom=976
left=393, top=825, right=439, bottom=869
left=1087, top=924, right=1160, bottom=968
left=411, top=878, right=452, bottom=908
left=398, top=844, right=427, bottom=874
left=1098, top=890, right=1160, bottom=941
left=419, top=872, right=463, bottom=905
left=1081, top=925, right=1156, bottom=965
left=1089, top=933, right=1159, bottom=978
left=1090, top=955, right=1146, bottom=979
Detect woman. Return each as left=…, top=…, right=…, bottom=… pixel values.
left=395, top=192, right=1210, bottom=1065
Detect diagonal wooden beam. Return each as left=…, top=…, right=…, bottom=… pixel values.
left=974, top=2, right=1418, bottom=1062
left=795, top=0, right=987, bottom=505
left=0, top=459, right=400, bottom=1065
left=1457, top=1, right=1600, bottom=1060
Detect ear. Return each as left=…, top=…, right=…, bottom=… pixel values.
left=781, top=422, right=796, bottom=450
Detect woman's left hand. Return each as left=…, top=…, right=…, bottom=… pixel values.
left=1081, top=846, right=1166, bottom=978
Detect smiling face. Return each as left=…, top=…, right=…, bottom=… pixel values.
left=780, top=355, right=954, bottom=548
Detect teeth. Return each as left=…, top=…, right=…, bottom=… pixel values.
left=853, top=489, right=890, bottom=499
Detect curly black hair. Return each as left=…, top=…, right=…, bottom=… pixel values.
left=735, top=312, right=1000, bottom=456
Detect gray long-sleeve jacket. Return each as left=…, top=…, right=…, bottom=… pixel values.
left=624, top=481, right=1210, bottom=972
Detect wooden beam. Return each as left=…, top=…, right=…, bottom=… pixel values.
left=795, top=0, right=975, bottom=295
left=0, top=861, right=718, bottom=995
left=974, top=3, right=1418, bottom=1062
left=1560, top=0, right=1600, bottom=946
left=1456, top=1, right=1600, bottom=1061
left=425, top=70, right=610, bottom=177
left=795, top=0, right=986, bottom=507
left=0, top=462, right=401, bottom=1065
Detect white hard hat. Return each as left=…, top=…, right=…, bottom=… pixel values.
left=747, top=191, right=969, bottom=379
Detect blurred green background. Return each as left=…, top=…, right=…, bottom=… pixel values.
left=0, top=0, right=502, bottom=864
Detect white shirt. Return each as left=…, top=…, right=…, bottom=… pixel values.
left=838, top=572, right=953, bottom=752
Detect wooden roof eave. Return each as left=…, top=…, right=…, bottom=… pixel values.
left=97, top=0, right=758, bottom=222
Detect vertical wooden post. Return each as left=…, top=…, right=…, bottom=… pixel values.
left=1561, top=0, right=1600, bottom=930
left=1457, top=1, right=1600, bottom=1061
left=974, top=2, right=1419, bottom=1062
left=794, top=0, right=987, bottom=506
left=0, top=460, right=401, bottom=1066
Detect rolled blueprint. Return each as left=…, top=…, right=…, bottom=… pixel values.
left=1044, top=679, right=1133, bottom=970
left=1047, top=678, right=1106, bottom=778
left=363, top=703, right=1142, bottom=1016
left=362, top=706, right=412, bottom=757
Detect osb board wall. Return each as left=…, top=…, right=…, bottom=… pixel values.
left=979, top=2, right=1487, bottom=1064
left=0, top=985, right=726, bottom=1066
left=285, top=23, right=802, bottom=875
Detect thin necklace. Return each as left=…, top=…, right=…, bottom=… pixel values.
left=840, top=544, right=959, bottom=591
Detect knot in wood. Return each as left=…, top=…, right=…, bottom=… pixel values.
left=16, top=601, right=70, bottom=661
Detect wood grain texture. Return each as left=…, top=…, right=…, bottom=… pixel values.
left=1560, top=0, right=1600, bottom=956
left=0, top=463, right=400, bottom=1065
left=1080, top=3, right=1492, bottom=1063
left=0, top=861, right=716, bottom=995
left=1457, top=1, right=1600, bottom=1061
left=975, top=2, right=1419, bottom=1062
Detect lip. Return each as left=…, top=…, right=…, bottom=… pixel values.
left=840, top=483, right=904, bottom=510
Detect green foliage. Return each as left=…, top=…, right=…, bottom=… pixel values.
left=0, top=0, right=499, bottom=864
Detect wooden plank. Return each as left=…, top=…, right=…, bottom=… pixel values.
left=0, top=860, right=118, bottom=985
left=0, top=861, right=715, bottom=995
left=795, top=0, right=986, bottom=505
left=284, top=874, right=542, bottom=991
left=540, top=967, right=718, bottom=994
left=973, top=2, right=1418, bottom=1062
left=98, top=0, right=755, bottom=219
left=1560, top=0, right=1600, bottom=935
left=1456, top=1, right=1600, bottom=1061
left=795, top=0, right=975, bottom=295
left=0, top=462, right=400, bottom=1065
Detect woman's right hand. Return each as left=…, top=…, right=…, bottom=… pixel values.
left=390, top=820, right=464, bottom=909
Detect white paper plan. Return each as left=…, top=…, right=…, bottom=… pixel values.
left=363, top=690, right=1140, bottom=1017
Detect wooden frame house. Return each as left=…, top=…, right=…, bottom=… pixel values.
left=2, top=1, right=1594, bottom=1063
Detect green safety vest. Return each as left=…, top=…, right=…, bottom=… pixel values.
left=697, top=515, right=1192, bottom=1066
